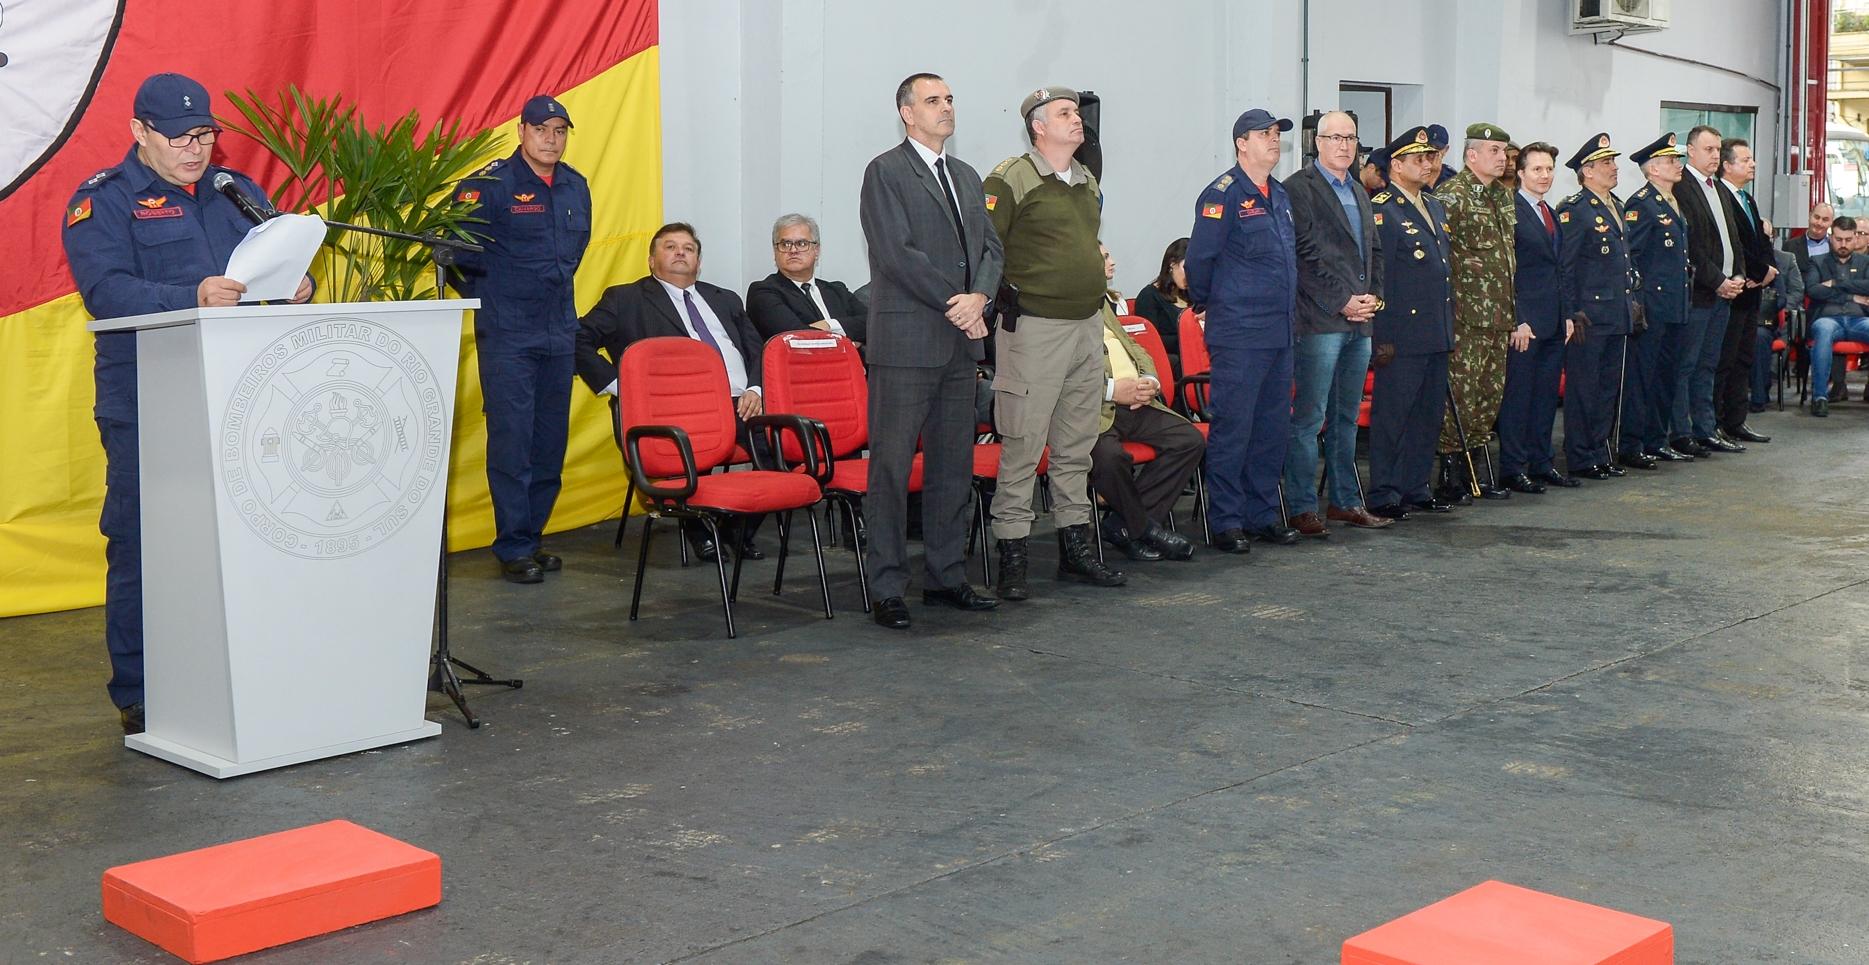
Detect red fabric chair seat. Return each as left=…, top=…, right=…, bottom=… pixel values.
left=1832, top=340, right=1869, bottom=354
left=1357, top=398, right=1372, bottom=428
left=825, top=454, right=924, bottom=494
left=1121, top=440, right=1158, bottom=461
left=676, top=470, right=821, bottom=514
left=973, top=442, right=1049, bottom=478
left=1772, top=338, right=1787, bottom=352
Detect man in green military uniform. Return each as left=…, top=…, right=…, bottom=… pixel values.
left=1435, top=122, right=1517, bottom=503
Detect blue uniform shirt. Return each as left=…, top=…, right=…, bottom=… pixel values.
left=451, top=150, right=592, bottom=352
left=62, top=146, right=275, bottom=420
left=1185, top=164, right=1298, bottom=349
left=1556, top=189, right=1636, bottom=335
left=1368, top=186, right=1454, bottom=356
left=1623, top=184, right=1689, bottom=327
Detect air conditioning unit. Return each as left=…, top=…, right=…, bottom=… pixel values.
left=1571, top=0, right=1671, bottom=36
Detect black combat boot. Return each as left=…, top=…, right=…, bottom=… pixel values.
left=1056, top=524, right=1126, bottom=587
left=995, top=537, right=1031, bottom=601
left=1436, top=453, right=1474, bottom=506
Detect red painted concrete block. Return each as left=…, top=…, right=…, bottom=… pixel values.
left=102, top=820, right=440, bottom=963
left=1343, top=880, right=1673, bottom=965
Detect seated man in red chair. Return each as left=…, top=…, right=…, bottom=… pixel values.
left=576, top=222, right=769, bottom=560
left=1804, top=216, right=1869, bottom=417
left=1090, top=290, right=1204, bottom=561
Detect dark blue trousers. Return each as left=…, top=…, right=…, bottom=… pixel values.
left=97, top=416, right=143, bottom=709
left=478, top=343, right=574, bottom=562
left=1367, top=352, right=1449, bottom=509
left=1498, top=334, right=1564, bottom=477
left=1641, top=322, right=1689, bottom=452
left=1564, top=331, right=1626, bottom=471
left=1617, top=326, right=1663, bottom=457
left=1205, top=344, right=1294, bottom=531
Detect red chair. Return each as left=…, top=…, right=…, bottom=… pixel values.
left=617, top=337, right=832, bottom=638
left=1174, top=308, right=1215, bottom=539
left=760, top=331, right=925, bottom=612
left=1800, top=309, right=1866, bottom=407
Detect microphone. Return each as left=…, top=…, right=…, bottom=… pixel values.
left=213, top=172, right=274, bottom=225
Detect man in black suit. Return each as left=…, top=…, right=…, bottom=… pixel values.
left=1713, top=137, right=1775, bottom=444
left=746, top=213, right=869, bottom=343
left=574, top=222, right=768, bottom=562
left=1497, top=141, right=1577, bottom=491
left=1281, top=110, right=1389, bottom=535
left=857, top=72, right=1005, bottom=630
left=1671, top=124, right=1749, bottom=455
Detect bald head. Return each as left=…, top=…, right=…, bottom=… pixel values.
left=1314, top=110, right=1358, bottom=177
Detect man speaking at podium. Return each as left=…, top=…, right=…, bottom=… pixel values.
left=61, top=72, right=312, bottom=735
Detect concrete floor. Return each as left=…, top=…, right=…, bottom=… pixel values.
left=4, top=401, right=1869, bottom=964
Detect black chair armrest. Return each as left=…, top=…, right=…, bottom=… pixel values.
left=744, top=413, right=829, bottom=484
left=1178, top=373, right=1213, bottom=420
left=623, top=425, right=699, bottom=501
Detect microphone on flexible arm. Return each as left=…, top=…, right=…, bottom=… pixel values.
left=213, top=172, right=276, bottom=225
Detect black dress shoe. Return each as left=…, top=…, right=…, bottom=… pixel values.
left=686, top=531, right=720, bottom=562
left=1617, top=452, right=1658, bottom=470
left=1143, top=522, right=1195, bottom=561
left=1731, top=424, right=1770, bottom=443
left=1534, top=468, right=1582, bottom=488
left=1813, top=398, right=1830, bottom=417
left=873, top=597, right=911, bottom=629
left=1715, top=430, right=1749, bottom=451
left=1651, top=446, right=1693, bottom=462
left=1698, top=434, right=1743, bottom=453
left=533, top=552, right=563, bottom=572
left=1672, top=437, right=1710, bottom=457
left=1212, top=528, right=1254, bottom=554
left=119, top=702, right=146, bottom=736
left=1368, top=503, right=1411, bottom=520
left=1403, top=497, right=1453, bottom=514
left=502, top=557, right=544, bottom=584
left=1501, top=473, right=1546, bottom=494
left=1601, top=462, right=1627, bottom=477
left=1476, top=483, right=1511, bottom=500
left=922, top=583, right=1000, bottom=611
left=1572, top=464, right=1611, bottom=480
left=736, top=538, right=766, bottom=561
left=1100, top=518, right=1163, bottom=561
left=1247, top=524, right=1301, bottom=545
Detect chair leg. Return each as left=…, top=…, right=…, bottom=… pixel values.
left=1479, top=440, right=1498, bottom=487
left=629, top=513, right=654, bottom=622
left=846, top=499, right=872, bottom=613
left=806, top=507, right=833, bottom=619
left=705, top=517, right=736, bottom=639
left=1276, top=479, right=1289, bottom=528
left=974, top=484, right=995, bottom=587
left=615, top=479, right=638, bottom=549
left=773, top=510, right=793, bottom=595
left=729, top=517, right=747, bottom=603
left=1088, top=483, right=1104, bottom=564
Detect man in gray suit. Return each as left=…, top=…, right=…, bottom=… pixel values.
left=858, top=72, right=1006, bottom=630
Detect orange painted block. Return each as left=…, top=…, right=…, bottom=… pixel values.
left=102, top=820, right=440, bottom=964
left=1343, top=880, right=1672, bottom=965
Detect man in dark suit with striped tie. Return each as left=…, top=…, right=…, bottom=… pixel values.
left=1496, top=141, right=1577, bottom=492
left=1713, top=137, right=1776, bottom=445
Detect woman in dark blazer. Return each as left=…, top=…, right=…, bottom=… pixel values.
left=1133, top=238, right=1191, bottom=364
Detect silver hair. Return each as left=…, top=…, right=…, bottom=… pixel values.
left=771, top=213, right=820, bottom=245
left=1317, top=110, right=1356, bottom=136
left=1025, top=104, right=1046, bottom=145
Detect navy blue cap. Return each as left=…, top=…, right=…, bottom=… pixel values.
left=521, top=95, right=573, bottom=127
left=1232, top=108, right=1293, bottom=139
left=1567, top=132, right=1620, bottom=171
left=1629, top=132, right=1684, bottom=166
left=134, top=73, right=214, bottom=138
left=1364, top=147, right=1391, bottom=174
left=1387, top=126, right=1436, bottom=159
left=1426, top=124, right=1450, bottom=150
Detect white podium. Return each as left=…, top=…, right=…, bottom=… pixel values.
left=89, top=300, right=476, bottom=778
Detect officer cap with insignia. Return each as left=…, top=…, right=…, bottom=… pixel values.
left=134, top=73, right=214, bottom=138
left=1364, top=146, right=1391, bottom=175
left=1232, top=107, right=1293, bottom=139
left=1464, top=122, right=1510, bottom=143
left=522, top=94, right=574, bottom=127
left=1019, top=86, right=1079, bottom=119
left=1629, top=132, right=1685, bottom=166
left=1387, top=125, right=1437, bottom=158
left=1427, top=124, right=1450, bottom=150
left=1567, top=132, right=1620, bottom=171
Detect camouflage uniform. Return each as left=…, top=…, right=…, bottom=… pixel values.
left=1435, top=166, right=1517, bottom=454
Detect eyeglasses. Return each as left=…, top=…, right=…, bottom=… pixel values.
left=1315, top=133, right=1358, bottom=145
left=142, top=122, right=220, bottom=148
left=527, top=124, right=572, bottom=140
left=774, top=239, right=819, bottom=252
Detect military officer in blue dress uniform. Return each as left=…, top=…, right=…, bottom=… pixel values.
left=1364, top=126, right=1455, bottom=519
left=451, top=95, right=593, bottom=584
left=1556, top=133, right=1637, bottom=480
left=62, top=73, right=312, bottom=733
left=1185, top=107, right=1300, bottom=552
left=1621, top=133, right=1693, bottom=466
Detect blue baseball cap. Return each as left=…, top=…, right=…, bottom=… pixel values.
left=134, top=73, right=214, bottom=138
left=1232, top=108, right=1293, bottom=140
left=521, top=94, right=573, bottom=127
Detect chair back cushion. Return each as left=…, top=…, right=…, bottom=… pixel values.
left=1178, top=307, right=1211, bottom=377
left=618, top=337, right=737, bottom=475
left=760, top=332, right=868, bottom=460
left=1119, top=315, right=1175, bottom=403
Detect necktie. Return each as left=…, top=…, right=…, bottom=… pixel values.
left=934, top=157, right=972, bottom=287
left=1537, top=200, right=1556, bottom=238
left=683, top=290, right=724, bottom=357
left=1741, top=189, right=1757, bottom=223
left=800, top=281, right=827, bottom=321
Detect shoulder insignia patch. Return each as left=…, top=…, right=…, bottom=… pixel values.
left=1372, top=212, right=1384, bottom=226
left=1201, top=202, right=1224, bottom=219
left=1558, top=211, right=1571, bottom=224
left=1625, top=210, right=1639, bottom=222
left=475, top=159, right=504, bottom=176
left=82, top=168, right=116, bottom=189
left=457, top=189, right=480, bottom=204
left=990, top=157, right=1018, bottom=177
left=985, top=194, right=999, bottom=212
left=1563, top=191, right=1584, bottom=205
left=66, top=198, right=93, bottom=227
left=1212, top=172, right=1234, bottom=191
left=1371, top=191, right=1391, bottom=204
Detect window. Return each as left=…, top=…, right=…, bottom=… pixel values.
left=1339, top=84, right=1393, bottom=149
left=1661, top=102, right=1756, bottom=148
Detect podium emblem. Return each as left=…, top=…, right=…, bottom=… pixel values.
left=221, top=317, right=444, bottom=559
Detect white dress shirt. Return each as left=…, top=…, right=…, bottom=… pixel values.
left=906, top=136, right=947, bottom=178
left=1692, top=169, right=1736, bottom=276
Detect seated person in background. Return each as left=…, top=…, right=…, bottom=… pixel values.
left=747, top=212, right=868, bottom=343
left=1751, top=226, right=1802, bottom=412
left=1091, top=242, right=1204, bottom=561
left=575, top=222, right=769, bottom=559
left=1359, top=146, right=1389, bottom=195
left=1132, top=237, right=1191, bottom=364
left=1801, top=215, right=1869, bottom=417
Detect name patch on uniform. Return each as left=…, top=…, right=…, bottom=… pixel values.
left=509, top=203, right=547, bottom=214
left=66, top=198, right=92, bottom=227
left=132, top=206, right=183, bottom=220
left=985, top=194, right=999, bottom=211
left=457, top=189, right=480, bottom=203
left=1201, top=202, right=1224, bottom=219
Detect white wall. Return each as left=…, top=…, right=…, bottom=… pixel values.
left=662, top=0, right=1789, bottom=300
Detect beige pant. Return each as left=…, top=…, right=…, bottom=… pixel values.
left=991, top=312, right=1104, bottom=540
